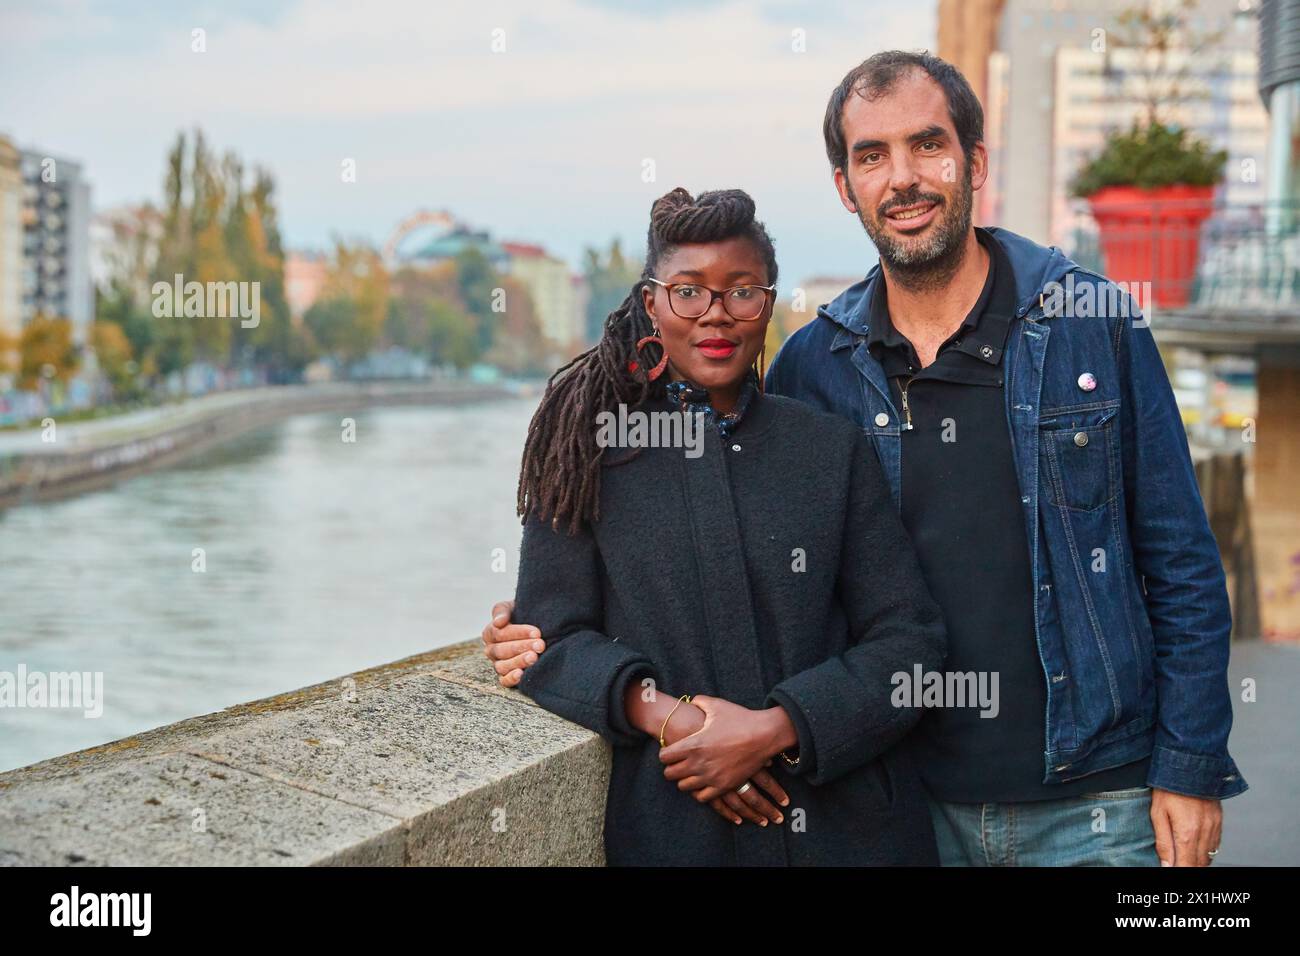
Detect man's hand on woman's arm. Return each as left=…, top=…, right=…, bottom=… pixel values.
left=481, top=599, right=546, bottom=687
left=482, top=599, right=788, bottom=825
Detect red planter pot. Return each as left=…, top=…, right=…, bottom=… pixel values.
left=1086, top=184, right=1216, bottom=309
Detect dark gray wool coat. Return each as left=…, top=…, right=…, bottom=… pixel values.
left=514, top=387, right=947, bottom=866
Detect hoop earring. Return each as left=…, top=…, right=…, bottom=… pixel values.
left=628, top=328, right=669, bottom=382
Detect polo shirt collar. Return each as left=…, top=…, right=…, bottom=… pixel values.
left=864, top=226, right=1016, bottom=370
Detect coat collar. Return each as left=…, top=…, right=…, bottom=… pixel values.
left=663, top=370, right=776, bottom=440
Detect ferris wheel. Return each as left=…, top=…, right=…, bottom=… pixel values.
left=382, top=209, right=458, bottom=267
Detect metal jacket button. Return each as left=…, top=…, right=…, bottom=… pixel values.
left=1073, top=432, right=1089, bottom=447
left=874, top=412, right=889, bottom=427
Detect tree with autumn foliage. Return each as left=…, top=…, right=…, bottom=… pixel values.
left=91, top=131, right=312, bottom=393
left=0, top=328, right=17, bottom=382
left=18, top=315, right=79, bottom=390
left=303, top=240, right=391, bottom=364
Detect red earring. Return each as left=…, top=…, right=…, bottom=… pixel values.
left=627, top=330, right=669, bottom=381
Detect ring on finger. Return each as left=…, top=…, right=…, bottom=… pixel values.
left=736, top=782, right=752, bottom=796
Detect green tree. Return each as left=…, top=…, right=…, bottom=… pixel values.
left=427, top=299, right=479, bottom=369
left=303, top=296, right=363, bottom=360
left=146, top=130, right=300, bottom=378
left=152, top=132, right=198, bottom=370
left=453, top=246, right=501, bottom=354
left=389, top=265, right=481, bottom=369
left=583, top=238, right=643, bottom=343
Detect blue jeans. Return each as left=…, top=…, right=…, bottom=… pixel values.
left=927, top=787, right=1160, bottom=866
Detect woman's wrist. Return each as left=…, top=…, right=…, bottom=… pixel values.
left=623, top=683, right=702, bottom=740
left=758, top=705, right=800, bottom=756
left=662, top=700, right=705, bottom=742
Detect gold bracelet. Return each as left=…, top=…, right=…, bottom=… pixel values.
left=659, top=694, right=692, bottom=747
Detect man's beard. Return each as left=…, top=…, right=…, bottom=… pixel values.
left=851, top=167, right=974, bottom=292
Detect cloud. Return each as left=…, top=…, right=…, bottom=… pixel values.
left=0, top=0, right=935, bottom=284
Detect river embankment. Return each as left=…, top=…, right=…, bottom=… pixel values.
left=0, top=380, right=520, bottom=509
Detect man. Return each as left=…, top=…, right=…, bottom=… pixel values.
left=483, top=50, right=1246, bottom=866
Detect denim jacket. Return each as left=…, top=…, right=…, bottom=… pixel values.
left=765, top=226, right=1247, bottom=801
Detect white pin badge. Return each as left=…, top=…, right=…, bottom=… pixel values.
left=1077, top=372, right=1097, bottom=392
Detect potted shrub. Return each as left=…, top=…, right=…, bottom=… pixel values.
left=1069, top=1, right=1232, bottom=309
left=1071, top=121, right=1227, bottom=309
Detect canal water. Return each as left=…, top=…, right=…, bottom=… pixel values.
left=0, top=397, right=538, bottom=772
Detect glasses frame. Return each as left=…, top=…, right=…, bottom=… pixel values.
left=645, top=277, right=776, bottom=322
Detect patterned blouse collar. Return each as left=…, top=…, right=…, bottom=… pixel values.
left=663, top=371, right=760, bottom=441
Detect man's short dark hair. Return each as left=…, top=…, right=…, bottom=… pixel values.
left=823, top=50, right=984, bottom=174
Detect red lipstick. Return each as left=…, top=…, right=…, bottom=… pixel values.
left=695, top=338, right=738, bottom=359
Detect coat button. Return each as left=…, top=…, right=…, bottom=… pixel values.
left=1073, top=432, right=1089, bottom=447
left=980, top=345, right=993, bottom=359
left=731, top=443, right=741, bottom=452
left=874, top=413, right=889, bottom=427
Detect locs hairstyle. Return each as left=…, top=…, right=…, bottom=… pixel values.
left=517, top=186, right=778, bottom=534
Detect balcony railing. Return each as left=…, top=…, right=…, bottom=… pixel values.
left=1065, top=199, right=1300, bottom=318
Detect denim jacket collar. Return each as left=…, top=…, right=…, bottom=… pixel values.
left=821, top=226, right=1082, bottom=348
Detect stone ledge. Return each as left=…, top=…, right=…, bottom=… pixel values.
left=0, top=640, right=609, bottom=866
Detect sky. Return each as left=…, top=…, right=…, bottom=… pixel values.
left=0, top=0, right=937, bottom=289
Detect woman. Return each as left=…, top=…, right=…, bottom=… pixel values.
left=512, top=186, right=945, bottom=866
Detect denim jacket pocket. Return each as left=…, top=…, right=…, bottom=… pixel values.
left=1039, top=403, right=1120, bottom=513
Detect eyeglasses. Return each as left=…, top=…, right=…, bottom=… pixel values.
left=646, top=277, right=775, bottom=321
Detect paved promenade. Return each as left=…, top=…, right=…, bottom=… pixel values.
left=1218, top=638, right=1300, bottom=866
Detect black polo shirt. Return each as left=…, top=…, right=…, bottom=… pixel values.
left=868, top=227, right=1150, bottom=803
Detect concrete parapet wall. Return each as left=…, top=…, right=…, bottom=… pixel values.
left=0, top=641, right=609, bottom=866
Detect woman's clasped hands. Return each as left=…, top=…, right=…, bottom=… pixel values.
left=658, top=694, right=794, bottom=827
